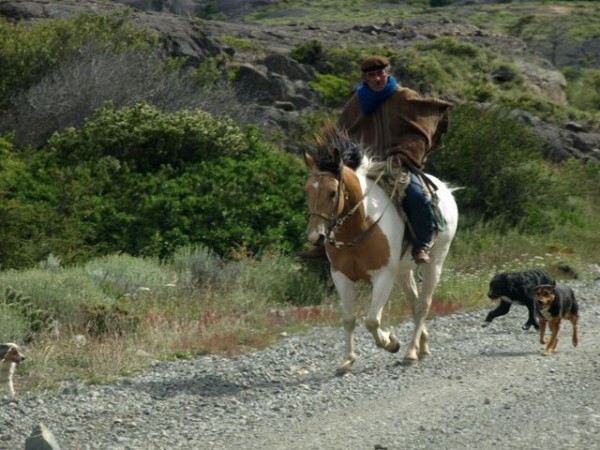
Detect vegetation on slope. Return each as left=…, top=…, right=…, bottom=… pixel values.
left=0, top=2, right=598, bottom=392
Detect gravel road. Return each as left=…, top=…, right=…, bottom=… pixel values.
left=2, top=280, right=599, bottom=450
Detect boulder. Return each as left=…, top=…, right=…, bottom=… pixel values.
left=515, top=58, right=568, bottom=106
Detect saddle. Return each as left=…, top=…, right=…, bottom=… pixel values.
left=366, top=157, right=447, bottom=244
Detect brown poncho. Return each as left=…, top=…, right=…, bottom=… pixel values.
left=338, top=86, right=452, bottom=169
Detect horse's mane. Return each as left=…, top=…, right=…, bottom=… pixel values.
left=311, top=123, right=369, bottom=175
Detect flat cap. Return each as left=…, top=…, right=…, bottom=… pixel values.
left=361, top=55, right=390, bottom=73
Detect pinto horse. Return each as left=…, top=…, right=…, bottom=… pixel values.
left=303, top=127, right=458, bottom=373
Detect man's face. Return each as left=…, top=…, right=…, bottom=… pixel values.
left=362, top=68, right=389, bottom=92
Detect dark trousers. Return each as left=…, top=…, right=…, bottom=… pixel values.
left=402, top=172, right=433, bottom=247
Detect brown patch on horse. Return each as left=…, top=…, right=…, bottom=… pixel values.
left=326, top=165, right=391, bottom=282
left=327, top=220, right=391, bottom=282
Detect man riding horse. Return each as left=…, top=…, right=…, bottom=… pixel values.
left=301, top=55, right=452, bottom=264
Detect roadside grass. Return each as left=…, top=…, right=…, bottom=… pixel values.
left=5, top=223, right=595, bottom=396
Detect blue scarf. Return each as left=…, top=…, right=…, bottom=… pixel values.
left=356, top=76, right=398, bottom=114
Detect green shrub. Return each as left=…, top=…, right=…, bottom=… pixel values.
left=563, top=67, right=600, bottom=116
left=47, top=102, right=248, bottom=171
left=418, top=37, right=485, bottom=60
left=82, top=304, right=140, bottom=337
left=0, top=303, right=29, bottom=343
left=309, top=73, right=353, bottom=107
left=26, top=104, right=308, bottom=262
left=169, top=244, right=242, bottom=290
left=429, top=103, right=565, bottom=230
left=241, top=254, right=327, bottom=306
left=0, top=135, right=88, bottom=268
left=0, top=268, right=110, bottom=330
left=289, top=39, right=327, bottom=67
left=85, top=254, right=174, bottom=297
left=189, top=57, right=227, bottom=88
left=0, top=11, right=157, bottom=100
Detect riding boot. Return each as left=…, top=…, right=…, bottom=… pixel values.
left=412, top=245, right=431, bottom=264
left=299, top=242, right=327, bottom=260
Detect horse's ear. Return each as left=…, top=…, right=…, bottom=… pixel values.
left=304, top=152, right=317, bottom=171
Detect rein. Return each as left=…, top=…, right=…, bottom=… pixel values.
left=308, top=169, right=395, bottom=248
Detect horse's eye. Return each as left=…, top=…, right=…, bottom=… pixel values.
left=330, top=190, right=337, bottom=200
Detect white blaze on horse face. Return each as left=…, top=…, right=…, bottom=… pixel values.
left=305, top=174, right=338, bottom=244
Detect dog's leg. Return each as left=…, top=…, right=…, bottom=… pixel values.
left=539, top=318, right=548, bottom=344
left=7, top=378, right=15, bottom=399
left=483, top=300, right=511, bottom=327
left=569, top=313, right=578, bottom=347
left=551, top=320, right=561, bottom=353
left=524, top=304, right=539, bottom=330
left=544, top=320, right=560, bottom=356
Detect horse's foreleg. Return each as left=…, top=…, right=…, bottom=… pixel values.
left=332, top=273, right=357, bottom=374
left=402, top=264, right=443, bottom=364
left=364, top=273, right=400, bottom=354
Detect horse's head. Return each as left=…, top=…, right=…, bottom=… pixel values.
left=303, top=124, right=367, bottom=246
left=303, top=150, right=345, bottom=245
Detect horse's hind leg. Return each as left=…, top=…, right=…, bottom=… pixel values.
left=398, top=270, right=424, bottom=364
left=364, top=273, right=400, bottom=354
left=332, top=272, right=358, bottom=374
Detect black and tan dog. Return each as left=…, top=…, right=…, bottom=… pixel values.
left=483, top=268, right=555, bottom=330
left=534, top=283, right=579, bottom=356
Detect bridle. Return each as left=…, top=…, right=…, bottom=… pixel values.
left=307, top=168, right=391, bottom=248
left=307, top=171, right=345, bottom=221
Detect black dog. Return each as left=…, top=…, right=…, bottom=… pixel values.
left=482, top=268, right=555, bottom=330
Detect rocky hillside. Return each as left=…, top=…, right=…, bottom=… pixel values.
left=1, top=0, right=599, bottom=162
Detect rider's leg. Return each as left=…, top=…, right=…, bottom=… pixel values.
left=402, top=172, right=434, bottom=264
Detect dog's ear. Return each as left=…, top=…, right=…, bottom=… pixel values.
left=0, top=344, right=10, bottom=360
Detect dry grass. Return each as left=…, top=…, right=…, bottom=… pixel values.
left=7, top=243, right=595, bottom=396
left=17, top=300, right=340, bottom=395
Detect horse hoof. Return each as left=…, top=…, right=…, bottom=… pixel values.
left=389, top=341, right=400, bottom=354
left=400, top=357, right=418, bottom=367
left=336, top=360, right=355, bottom=375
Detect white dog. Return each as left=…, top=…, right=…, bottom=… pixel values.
left=0, top=343, right=26, bottom=399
